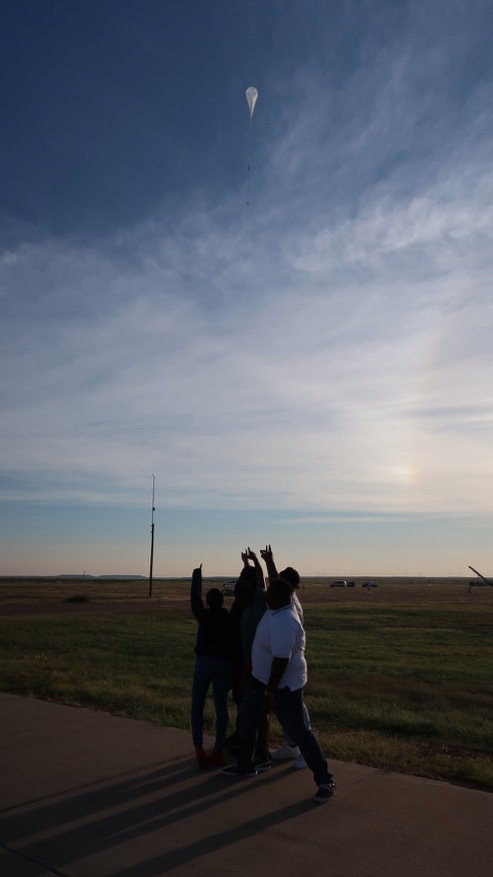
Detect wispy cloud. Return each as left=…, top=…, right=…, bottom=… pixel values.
left=1, top=9, right=492, bottom=527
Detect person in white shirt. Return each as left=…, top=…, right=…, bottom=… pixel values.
left=259, top=545, right=306, bottom=766
left=223, top=578, right=336, bottom=804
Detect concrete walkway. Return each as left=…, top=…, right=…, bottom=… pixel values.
left=0, top=692, right=491, bottom=877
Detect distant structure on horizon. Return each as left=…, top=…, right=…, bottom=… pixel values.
left=56, top=574, right=147, bottom=580
left=57, top=574, right=95, bottom=579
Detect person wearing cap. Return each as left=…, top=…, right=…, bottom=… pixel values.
left=190, top=564, right=233, bottom=769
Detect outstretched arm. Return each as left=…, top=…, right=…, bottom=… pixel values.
left=260, top=544, right=278, bottom=585
left=190, top=564, right=204, bottom=621
left=246, top=547, right=265, bottom=591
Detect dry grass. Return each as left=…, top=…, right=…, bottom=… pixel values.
left=1, top=574, right=492, bottom=791
left=1, top=574, right=492, bottom=611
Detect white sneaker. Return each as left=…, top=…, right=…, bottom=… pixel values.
left=271, top=743, right=300, bottom=760
left=292, top=754, right=307, bottom=769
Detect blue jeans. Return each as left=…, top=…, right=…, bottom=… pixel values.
left=237, top=676, right=266, bottom=772
left=273, top=686, right=333, bottom=786
left=191, top=656, right=232, bottom=752
left=237, top=678, right=332, bottom=786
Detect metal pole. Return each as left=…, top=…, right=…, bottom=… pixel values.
left=149, top=475, right=155, bottom=598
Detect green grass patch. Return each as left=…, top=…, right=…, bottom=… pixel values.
left=0, top=595, right=492, bottom=791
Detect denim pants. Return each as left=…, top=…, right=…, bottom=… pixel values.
left=237, top=678, right=332, bottom=785
left=237, top=676, right=267, bottom=772
left=273, top=686, right=333, bottom=786
left=191, top=656, right=232, bottom=752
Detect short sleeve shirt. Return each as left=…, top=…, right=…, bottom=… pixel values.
left=251, top=602, right=307, bottom=691
left=292, top=591, right=303, bottom=623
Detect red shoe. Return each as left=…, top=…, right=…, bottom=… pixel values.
left=195, top=745, right=209, bottom=769
left=208, top=751, right=225, bottom=768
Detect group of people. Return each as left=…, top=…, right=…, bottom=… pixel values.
left=190, top=545, right=336, bottom=804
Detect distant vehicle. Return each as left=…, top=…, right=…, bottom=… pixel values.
left=362, top=580, right=379, bottom=588
left=330, top=580, right=347, bottom=587
left=346, top=581, right=356, bottom=587
left=222, top=580, right=238, bottom=596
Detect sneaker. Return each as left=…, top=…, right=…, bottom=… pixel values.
left=195, top=745, right=210, bottom=770
left=271, top=743, right=300, bottom=760
left=222, top=764, right=258, bottom=778
left=255, top=754, right=272, bottom=773
left=292, top=754, right=307, bottom=770
left=313, top=780, right=337, bottom=803
left=208, top=751, right=225, bottom=768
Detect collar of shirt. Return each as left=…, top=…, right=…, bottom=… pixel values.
left=269, top=603, right=293, bottom=615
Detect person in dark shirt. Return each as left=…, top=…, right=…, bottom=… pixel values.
left=191, top=564, right=233, bottom=769
left=224, top=560, right=256, bottom=751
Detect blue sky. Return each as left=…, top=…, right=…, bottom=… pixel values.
left=1, top=0, right=492, bottom=577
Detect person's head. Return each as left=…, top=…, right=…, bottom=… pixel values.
left=206, top=588, right=224, bottom=610
left=279, top=566, right=300, bottom=590
left=266, top=578, right=293, bottom=611
left=239, top=566, right=257, bottom=587
left=233, top=579, right=254, bottom=608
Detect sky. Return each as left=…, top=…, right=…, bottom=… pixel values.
left=1, top=0, right=492, bottom=578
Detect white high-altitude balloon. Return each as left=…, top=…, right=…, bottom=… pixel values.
left=245, top=87, right=258, bottom=120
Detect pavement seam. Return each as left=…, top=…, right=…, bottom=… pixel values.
left=0, top=757, right=173, bottom=815
left=1, top=840, right=69, bottom=876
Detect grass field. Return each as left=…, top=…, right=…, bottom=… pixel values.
left=1, top=575, right=492, bottom=792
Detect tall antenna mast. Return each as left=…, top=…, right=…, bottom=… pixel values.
left=148, top=475, right=155, bottom=598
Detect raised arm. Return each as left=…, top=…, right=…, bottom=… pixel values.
left=190, top=564, right=204, bottom=622
left=246, top=547, right=265, bottom=591
left=260, top=544, right=278, bottom=585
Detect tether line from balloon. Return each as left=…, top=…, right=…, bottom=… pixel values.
left=247, top=115, right=253, bottom=205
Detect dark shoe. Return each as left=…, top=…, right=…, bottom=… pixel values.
left=208, top=751, right=225, bottom=768
left=313, top=780, right=337, bottom=803
left=222, top=764, right=258, bottom=778
left=255, top=753, right=272, bottom=773
left=195, top=745, right=209, bottom=770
